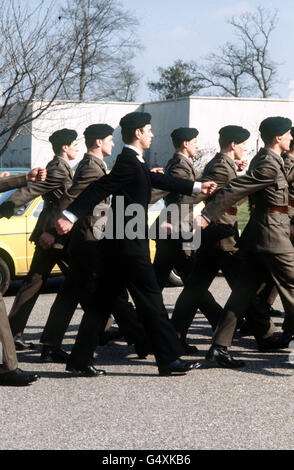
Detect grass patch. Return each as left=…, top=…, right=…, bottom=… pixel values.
left=237, top=200, right=250, bottom=232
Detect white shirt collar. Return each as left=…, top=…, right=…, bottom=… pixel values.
left=124, top=144, right=145, bottom=163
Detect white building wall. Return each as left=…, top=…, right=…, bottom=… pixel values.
left=143, top=98, right=190, bottom=167
left=189, top=96, right=294, bottom=168
left=30, top=100, right=143, bottom=170
left=2, top=96, right=294, bottom=171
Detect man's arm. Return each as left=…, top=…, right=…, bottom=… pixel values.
left=149, top=172, right=216, bottom=196
left=0, top=167, right=64, bottom=218
left=202, top=163, right=277, bottom=224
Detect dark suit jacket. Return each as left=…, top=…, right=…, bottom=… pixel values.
left=203, top=148, right=292, bottom=254
left=0, top=156, right=73, bottom=242
left=67, top=147, right=194, bottom=257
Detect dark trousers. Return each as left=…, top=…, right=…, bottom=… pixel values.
left=171, top=247, right=234, bottom=339
left=9, top=244, right=69, bottom=338
left=213, top=251, right=294, bottom=347
left=171, top=247, right=273, bottom=341
left=0, top=295, right=18, bottom=373
left=153, top=239, right=193, bottom=289
left=69, top=244, right=184, bottom=369
left=40, top=226, right=150, bottom=349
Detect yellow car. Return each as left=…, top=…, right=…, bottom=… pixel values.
left=0, top=191, right=61, bottom=294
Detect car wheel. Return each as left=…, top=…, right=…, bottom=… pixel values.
left=168, top=269, right=183, bottom=287
left=0, top=258, right=11, bottom=295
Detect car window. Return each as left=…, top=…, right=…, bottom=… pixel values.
left=149, top=198, right=164, bottom=212
left=0, top=189, right=34, bottom=216
left=33, top=200, right=44, bottom=218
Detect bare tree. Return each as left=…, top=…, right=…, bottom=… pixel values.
left=0, top=0, right=80, bottom=157
left=228, top=6, right=279, bottom=97
left=198, top=42, right=254, bottom=97
left=199, top=6, right=279, bottom=98
left=147, top=60, right=204, bottom=100
left=58, top=0, right=141, bottom=101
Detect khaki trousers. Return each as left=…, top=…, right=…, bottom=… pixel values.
left=0, top=295, right=18, bottom=373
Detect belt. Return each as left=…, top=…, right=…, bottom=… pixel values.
left=225, top=207, right=238, bottom=216
left=268, top=206, right=289, bottom=214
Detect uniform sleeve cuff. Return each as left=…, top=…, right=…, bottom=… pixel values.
left=63, top=210, right=78, bottom=223
left=192, top=182, right=202, bottom=194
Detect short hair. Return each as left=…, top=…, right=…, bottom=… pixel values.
left=171, top=136, right=184, bottom=149
left=121, top=127, right=144, bottom=144
left=260, top=133, right=274, bottom=146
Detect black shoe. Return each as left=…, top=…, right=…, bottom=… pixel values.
left=268, top=306, right=283, bottom=317
left=257, top=332, right=293, bottom=352
left=134, top=341, right=153, bottom=359
left=205, top=345, right=245, bottom=369
left=238, top=320, right=254, bottom=337
left=158, top=358, right=201, bottom=376
left=14, top=336, right=35, bottom=351
left=181, top=340, right=199, bottom=355
left=0, top=368, right=40, bottom=386
left=65, top=363, right=107, bottom=377
left=40, top=345, right=69, bottom=363
left=99, top=327, right=123, bottom=346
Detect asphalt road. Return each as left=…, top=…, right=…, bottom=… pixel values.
left=1, top=276, right=293, bottom=451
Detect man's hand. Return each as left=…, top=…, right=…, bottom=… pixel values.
left=159, top=221, right=173, bottom=237
left=27, top=167, right=47, bottom=182
left=196, top=215, right=210, bottom=229
left=151, top=167, right=164, bottom=174
left=56, top=215, right=73, bottom=235
left=236, top=160, right=248, bottom=172
left=39, top=232, right=55, bottom=250
left=201, top=181, right=217, bottom=195
left=0, top=171, right=10, bottom=177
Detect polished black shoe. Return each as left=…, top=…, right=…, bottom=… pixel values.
left=181, top=340, right=199, bottom=355
left=99, top=327, right=123, bottom=346
left=238, top=320, right=254, bottom=337
left=65, top=363, right=107, bottom=377
left=14, top=336, right=35, bottom=351
left=205, top=345, right=245, bottom=369
left=0, top=368, right=40, bottom=386
left=257, top=332, right=293, bottom=352
left=158, top=358, right=201, bottom=376
left=40, top=345, right=69, bottom=363
left=268, top=306, right=283, bottom=317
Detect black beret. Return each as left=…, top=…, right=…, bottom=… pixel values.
left=219, top=125, right=250, bottom=144
left=171, top=127, right=199, bottom=142
left=119, top=112, right=151, bottom=129
left=49, top=128, right=77, bottom=146
left=259, top=117, right=292, bottom=140
left=84, top=124, right=114, bottom=139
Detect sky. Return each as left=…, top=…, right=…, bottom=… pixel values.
left=121, top=0, right=294, bottom=101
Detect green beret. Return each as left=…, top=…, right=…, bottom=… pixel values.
left=259, top=117, right=292, bottom=140
left=290, top=127, right=294, bottom=139
left=171, top=127, right=199, bottom=142
left=49, top=128, right=77, bottom=147
left=119, top=112, right=151, bottom=129
left=84, top=124, right=114, bottom=139
left=219, top=125, right=250, bottom=144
